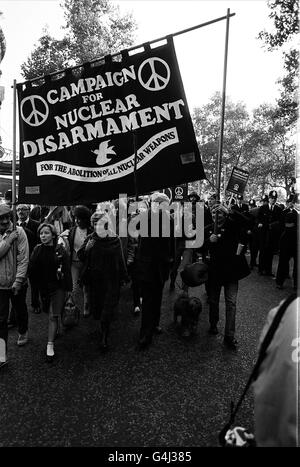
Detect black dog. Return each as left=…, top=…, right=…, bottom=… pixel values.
left=173, top=292, right=202, bottom=337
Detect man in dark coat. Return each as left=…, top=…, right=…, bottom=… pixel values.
left=136, top=192, right=174, bottom=350
left=247, top=200, right=261, bottom=269
left=231, top=194, right=251, bottom=254
left=17, top=205, right=40, bottom=252
left=257, top=190, right=283, bottom=276
left=232, top=194, right=249, bottom=214
left=205, top=202, right=249, bottom=350
left=275, top=194, right=298, bottom=289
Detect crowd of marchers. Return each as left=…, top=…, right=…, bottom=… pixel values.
left=0, top=187, right=299, bottom=447
left=0, top=187, right=298, bottom=365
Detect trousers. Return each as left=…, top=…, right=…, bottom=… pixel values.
left=209, top=279, right=238, bottom=338
left=139, top=279, right=165, bottom=343
left=0, top=285, right=29, bottom=354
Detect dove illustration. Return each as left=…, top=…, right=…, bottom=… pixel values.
left=91, top=140, right=116, bottom=166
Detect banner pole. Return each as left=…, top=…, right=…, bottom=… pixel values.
left=12, top=79, right=17, bottom=276
left=214, top=8, right=230, bottom=233
left=133, top=130, right=138, bottom=202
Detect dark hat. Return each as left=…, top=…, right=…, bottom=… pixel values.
left=249, top=199, right=256, bottom=207
left=180, top=262, right=209, bottom=287
left=237, top=194, right=243, bottom=200
left=261, top=194, right=269, bottom=202
left=268, top=190, right=278, bottom=199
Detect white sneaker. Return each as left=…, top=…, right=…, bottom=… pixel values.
left=17, top=332, right=28, bottom=346
left=46, top=343, right=54, bottom=357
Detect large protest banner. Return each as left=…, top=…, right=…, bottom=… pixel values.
left=17, top=39, right=205, bottom=205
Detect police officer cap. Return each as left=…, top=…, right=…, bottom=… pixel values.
left=261, top=194, right=268, bottom=202
left=268, top=190, right=277, bottom=199
left=249, top=199, right=256, bottom=207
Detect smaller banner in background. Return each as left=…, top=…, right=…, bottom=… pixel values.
left=226, top=166, right=249, bottom=195
left=161, top=184, right=187, bottom=202
left=171, top=183, right=188, bottom=202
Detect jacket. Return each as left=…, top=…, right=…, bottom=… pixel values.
left=205, top=213, right=248, bottom=283
left=136, top=210, right=175, bottom=284
left=77, top=233, right=127, bottom=280
left=253, top=296, right=299, bottom=447
left=29, top=243, right=72, bottom=294
left=257, top=204, right=282, bottom=233
left=0, top=223, right=29, bottom=289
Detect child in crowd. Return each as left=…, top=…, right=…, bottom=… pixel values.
left=29, top=223, right=72, bottom=361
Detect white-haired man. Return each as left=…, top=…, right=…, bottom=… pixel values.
left=205, top=202, right=249, bottom=350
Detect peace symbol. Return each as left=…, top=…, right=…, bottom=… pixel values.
left=175, top=187, right=183, bottom=196
left=20, top=95, right=49, bottom=127
left=138, top=57, right=170, bottom=91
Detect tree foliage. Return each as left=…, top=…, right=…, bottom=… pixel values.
left=192, top=93, right=251, bottom=191
left=21, top=0, right=136, bottom=80
left=21, top=32, right=71, bottom=80
left=0, top=11, right=6, bottom=65
left=246, top=104, right=295, bottom=195
left=192, top=94, right=296, bottom=200
left=258, top=0, right=298, bottom=48
left=258, top=0, right=299, bottom=125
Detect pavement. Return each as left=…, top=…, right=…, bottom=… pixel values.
left=0, top=255, right=294, bottom=447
